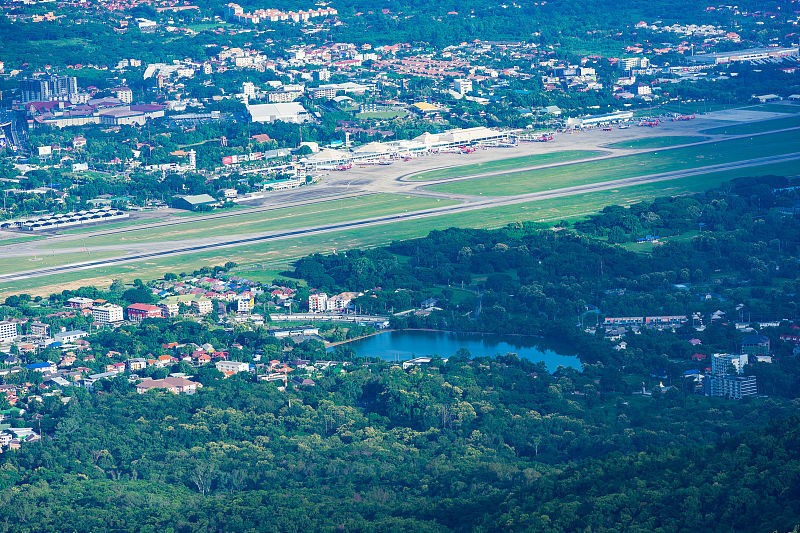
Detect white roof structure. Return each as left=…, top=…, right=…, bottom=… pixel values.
left=247, top=102, right=309, bottom=123
left=318, top=82, right=371, bottom=93
left=352, top=141, right=394, bottom=155
left=412, top=126, right=508, bottom=147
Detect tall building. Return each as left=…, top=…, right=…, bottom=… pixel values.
left=114, top=87, right=133, bottom=104
left=0, top=321, right=19, bottom=343
left=618, top=57, right=649, bottom=71
left=308, top=293, right=328, bottom=312
left=705, top=353, right=756, bottom=399
left=242, top=81, right=256, bottom=100
left=20, top=74, right=78, bottom=102
left=453, top=78, right=473, bottom=95
left=192, top=299, right=213, bottom=315
left=92, top=304, right=124, bottom=326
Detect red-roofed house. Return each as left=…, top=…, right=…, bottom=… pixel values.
left=127, top=303, right=164, bottom=322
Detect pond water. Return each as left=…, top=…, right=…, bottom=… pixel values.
left=337, top=330, right=581, bottom=372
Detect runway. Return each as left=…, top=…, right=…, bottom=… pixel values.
left=3, top=149, right=798, bottom=282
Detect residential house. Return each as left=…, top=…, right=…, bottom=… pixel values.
left=215, top=360, right=251, bottom=374
left=136, top=377, right=202, bottom=394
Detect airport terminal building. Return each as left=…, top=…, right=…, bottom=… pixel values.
left=301, top=127, right=515, bottom=170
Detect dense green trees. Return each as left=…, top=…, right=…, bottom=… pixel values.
left=1, top=174, right=799, bottom=530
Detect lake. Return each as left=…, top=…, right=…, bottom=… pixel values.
left=337, top=330, right=581, bottom=372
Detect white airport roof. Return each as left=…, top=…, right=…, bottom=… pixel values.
left=247, top=102, right=307, bottom=122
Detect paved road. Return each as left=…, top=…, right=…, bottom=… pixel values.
left=3, top=150, right=798, bottom=282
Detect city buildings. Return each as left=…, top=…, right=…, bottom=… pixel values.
left=20, top=74, right=78, bottom=103
left=67, top=297, right=95, bottom=309
left=53, top=330, right=88, bottom=343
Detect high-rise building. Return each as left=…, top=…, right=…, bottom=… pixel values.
left=242, top=81, right=256, bottom=100
left=20, top=75, right=78, bottom=102
left=308, top=293, right=328, bottom=313
left=114, top=87, right=133, bottom=104
left=705, top=353, right=756, bottom=399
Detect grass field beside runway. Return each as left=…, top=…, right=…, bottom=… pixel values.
left=700, top=115, right=800, bottom=135
left=0, top=250, right=120, bottom=278
left=749, top=104, right=800, bottom=114
left=3, top=158, right=797, bottom=299
left=606, top=136, right=707, bottom=149
left=406, top=150, right=604, bottom=181
left=427, top=130, right=800, bottom=197
left=0, top=235, right=45, bottom=245
left=47, top=194, right=457, bottom=249
left=57, top=218, right=167, bottom=235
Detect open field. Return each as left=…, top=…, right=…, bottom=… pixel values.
left=0, top=250, right=119, bottom=277
left=749, top=104, right=800, bottom=114
left=0, top=235, right=44, bottom=246
left=654, top=102, right=738, bottom=115
left=606, top=136, right=707, bottom=149
left=428, top=130, right=800, bottom=196
left=58, top=218, right=167, bottom=235
left=701, top=115, right=800, bottom=135
left=407, top=150, right=604, bottom=181
left=355, top=110, right=408, bottom=119
left=47, top=194, right=456, bottom=250
left=3, top=157, right=797, bottom=299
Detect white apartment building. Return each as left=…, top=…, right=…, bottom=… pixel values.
left=192, top=299, right=213, bottom=315
left=308, top=293, right=328, bottom=313
left=91, top=304, right=124, bottom=326
left=236, top=296, right=253, bottom=314
left=0, top=321, right=19, bottom=343
left=160, top=302, right=180, bottom=317
left=242, top=81, right=256, bottom=100
left=453, top=78, right=473, bottom=95
left=215, top=360, right=250, bottom=374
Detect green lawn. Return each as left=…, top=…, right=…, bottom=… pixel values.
left=658, top=102, right=738, bottom=115
left=607, top=136, right=707, bottom=149
left=58, top=218, right=166, bottom=235
left=47, top=194, right=457, bottom=249
left=407, top=150, right=604, bottom=181
left=355, top=110, right=408, bottom=119
left=0, top=250, right=120, bottom=276
left=701, top=115, right=800, bottom=135
left=428, top=130, right=800, bottom=197
left=0, top=235, right=45, bottom=246
left=749, top=104, right=800, bottom=114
